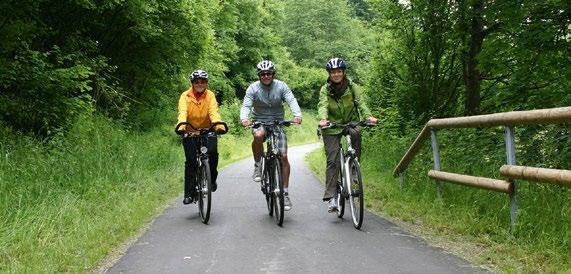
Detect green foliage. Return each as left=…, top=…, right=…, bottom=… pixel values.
left=0, top=108, right=319, bottom=272
left=0, top=45, right=95, bottom=136
left=367, top=0, right=465, bottom=128
left=223, top=0, right=285, bottom=98
left=218, top=99, right=245, bottom=137
left=0, top=114, right=181, bottom=272
left=367, top=0, right=570, bottom=130
left=281, top=64, right=326, bottom=109
left=307, top=125, right=571, bottom=272
left=283, top=0, right=364, bottom=67
left=392, top=127, right=571, bottom=272
left=477, top=0, right=571, bottom=112
left=2, top=0, right=569, bottom=271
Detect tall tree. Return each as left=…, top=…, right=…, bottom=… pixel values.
left=281, top=0, right=372, bottom=73
left=367, top=0, right=464, bottom=127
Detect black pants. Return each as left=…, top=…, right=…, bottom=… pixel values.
left=182, top=136, right=219, bottom=197
left=322, top=127, right=361, bottom=201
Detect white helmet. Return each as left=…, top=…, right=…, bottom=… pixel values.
left=191, top=69, right=208, bottom=81
left=256, top=60, right=276, bottom=75
left=325, top=57, right=347, bottom=71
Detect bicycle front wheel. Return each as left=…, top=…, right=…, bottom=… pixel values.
left=262, top=157, right=273, bottom=216
left=336, top=170, right=345, bottom=218
left=347, top=159, right=364, bottom=229
left=271, top=159, right=284, bottom=226
left=198, top=159, right=212, bottom=224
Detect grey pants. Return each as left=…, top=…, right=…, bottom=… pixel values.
left=322, top=127, right=361, bottom=201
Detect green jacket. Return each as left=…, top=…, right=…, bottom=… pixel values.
left=317, top=81, right=372, bottom=135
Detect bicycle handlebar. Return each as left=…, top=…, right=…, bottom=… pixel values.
left=318, top=120, right=377, bottom=130
left=249, top=120, right=294, bottom=129
left=175, top=121, right=229, bottom=136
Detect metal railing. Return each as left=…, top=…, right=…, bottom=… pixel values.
left=392, top=106, right=571, bottom=228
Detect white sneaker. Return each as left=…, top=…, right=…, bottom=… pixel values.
left=328, top=197, right=338, bottom=213
left=284, top=193, right=292, bottom=211
left=252, top=163, right=262, bottom=182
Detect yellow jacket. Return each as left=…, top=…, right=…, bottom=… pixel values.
left=177, top=88, right=222, bottom=133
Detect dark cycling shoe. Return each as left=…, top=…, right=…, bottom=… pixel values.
left=211, top=181, right=217, bottom=192
left=183, top=196, right=193, bottom=204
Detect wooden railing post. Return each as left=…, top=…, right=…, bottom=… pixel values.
left=399, top=172, right=405, bottom=191
left=505, top=126, right=518, bottom=229
left=430, top=128, right=443, bottom=198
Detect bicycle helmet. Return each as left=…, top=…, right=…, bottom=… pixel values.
left=325, top=58, right=347, bottom=71
left=256, top=60, right=276, bottom=75
left=191, top=69, right=209, bottom=82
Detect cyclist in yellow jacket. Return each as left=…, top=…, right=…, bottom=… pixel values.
left=177, top=69, right=224, bottom=205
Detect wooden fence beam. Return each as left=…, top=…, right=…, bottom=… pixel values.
left=500, top=165, right=571, bottom=188
left=428, top=170, right=514, bottom=194
left=427, top=107, right=571, bottom=128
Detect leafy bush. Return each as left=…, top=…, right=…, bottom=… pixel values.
left=0, top=46, right=95, bottom=136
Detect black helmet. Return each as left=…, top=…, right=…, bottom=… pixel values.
left=325, top=58, right=347, bottom=71
left=191, top=69, right=208, bottom=81
left=256, top=60, right=276, bottom=75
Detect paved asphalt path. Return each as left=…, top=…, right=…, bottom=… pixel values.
left=106, top=143, right=487, bottom=274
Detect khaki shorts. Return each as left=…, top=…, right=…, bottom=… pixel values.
left=251, top=125, right=288, bottom=153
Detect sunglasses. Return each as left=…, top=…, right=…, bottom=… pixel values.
left=192, top=79, right=208, bottom=84
left=259, top=72, right=273, bottom=77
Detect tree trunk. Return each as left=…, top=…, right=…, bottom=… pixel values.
left=463, top=0, right=483, bottom=116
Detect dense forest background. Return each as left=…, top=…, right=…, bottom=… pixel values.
left=1, top=0, right=570, bottom=272
left=1, top=0, right=569, bottom=136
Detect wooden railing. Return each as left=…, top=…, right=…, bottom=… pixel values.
left=392, top=106, right=571, bottom=227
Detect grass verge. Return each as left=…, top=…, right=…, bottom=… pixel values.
left=305, top=131, right=571, bottom=273
left=0, top=109, right=319, bottom=272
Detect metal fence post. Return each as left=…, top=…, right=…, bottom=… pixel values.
left=505, top=126, right=518, bottom=229
left=430, top=128, right=443, bottom=198
left=399, top=172, right=405, bottom=191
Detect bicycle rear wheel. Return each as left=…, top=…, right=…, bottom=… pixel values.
left=348, top=159, right=364, bottom=229
left=271, top=159, right=284, bottom=226
left=198, top=159, right=212, bottom=224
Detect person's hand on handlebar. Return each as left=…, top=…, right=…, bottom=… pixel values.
left=293, top=116, right=302, bottom=125
left=366, top=116, right=378, bottom=125
left=318, top=119, right=329, bottom=128
left=241, top=119, right=252, bottom=128
left=215, top=125, right=226, bottom=134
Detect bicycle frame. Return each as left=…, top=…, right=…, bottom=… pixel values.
left=339, top=132, right=358, bottom=200
left=258, top=126, right=280, bottom=197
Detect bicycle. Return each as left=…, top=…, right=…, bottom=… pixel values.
left=319, top=120, right=376, bottom=229
left=175, top=121, right=228, bottom=224
left=250, top=120, right=293, bottom=226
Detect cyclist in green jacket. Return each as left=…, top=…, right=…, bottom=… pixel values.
left=317, top=57, right=378, bottom=213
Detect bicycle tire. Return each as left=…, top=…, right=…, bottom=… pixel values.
left=337, top=149, right=345, bottom=218
left=198, top=159, right=212, bottom=224
left=271, top=158, right=284, bottom=226
left=262, top=157, right=273, bottom=216
left=348, top=159, right=364, bottom=229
